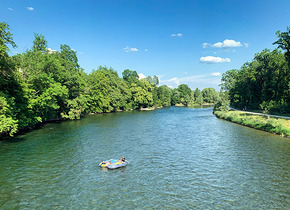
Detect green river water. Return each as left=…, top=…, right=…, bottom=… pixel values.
left=0, top=106, right=289, bottom=209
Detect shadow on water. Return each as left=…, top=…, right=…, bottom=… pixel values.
left=188, top=104, right=214, bottom=109
left=101, top=167, right=127, bottom=173
left=0, top=120, right=66, bottom=143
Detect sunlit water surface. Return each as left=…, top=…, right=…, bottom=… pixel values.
left=0, top=107, right=289, bottom=209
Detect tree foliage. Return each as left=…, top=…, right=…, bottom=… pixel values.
left=273, top=26, right=290, bottom=65
left=202, top=88, right=219, bottom=103
left=0, top=22, right=225, bottom=137
left=221, top=48, right=289, bottom=113
left=32, top=33, right=47, bottom=52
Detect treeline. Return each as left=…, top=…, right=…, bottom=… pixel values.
left=219, top=26, right=290, bottom=113
left=0, top=22, right=220, bottom=137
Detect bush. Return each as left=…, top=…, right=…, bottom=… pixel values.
left=213, top=95, right=229, bottom=112
left=260, top=100, right=290, bottom=114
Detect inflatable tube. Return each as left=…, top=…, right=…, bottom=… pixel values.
left=99, top=159, right=118, bottom=168
left=108, top=161, right=127, bottom=170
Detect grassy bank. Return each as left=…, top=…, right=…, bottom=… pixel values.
left=214, top=111, right=290, bottom=137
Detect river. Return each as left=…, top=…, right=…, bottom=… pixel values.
left=0, top=106, right=289, bottom=209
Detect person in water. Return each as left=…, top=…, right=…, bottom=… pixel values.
left=102, top=160, right=111, bottom=165
left=120, top=156, right=126, bottom=163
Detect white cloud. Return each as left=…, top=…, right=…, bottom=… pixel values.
left=27, top=7, right=34, bottom=11
left=212, top=39, right=242, bottom=48
left=210, top=72, right=221, bottom=76
left=200, top=56, right=230, bottom=64
left=171, top=33, right=183, bottom=37
left=203, top=39, right=244, bottom=49
left=138, top=73, right=146, bottom=80
left=123, top=46, right=138, bottom=52
left=8, top=7, right=13, bottom=11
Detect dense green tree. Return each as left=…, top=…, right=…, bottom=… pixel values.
left=122, top=69, right=139, bottom=85
left=273, top=26, right=290, bottom=65
left=213, top=92, right=229, bottom=112
left=202, top=88, right=219, bottom=103
left=0, top=22, right=23, bottom=136
left=194, top=88, right=203, bottom=104
left=177, top=84, right=194, bottom=106
left=60, top=44, right=79, bottom=69
left=220, top=69, right=239, bottom=92
left=221, top=48, right=289, bottom=113
left=177, top=84, right=191, bottom=99
left=130, top=79, right=154, bottom=109
left=171, top=89, right=181, bottom=105
left=145, top=75, right=159, bottom=86
left=0, top=22, right=16, bottom=53
left=155, top=85, right=172, bottom=107
left=0, top=22, right=18, bottom=91
left=32, top=33, right=47, bottom=52
left=0, top=93, right=18, bottom=136
left=87, top=67, right=132, bottom=113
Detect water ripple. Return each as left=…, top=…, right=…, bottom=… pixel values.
left=0, top=107, right=289, bottom=209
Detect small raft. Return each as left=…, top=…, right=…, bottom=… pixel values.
left=99, top=159, right=117, bottom=168
left=108, top=161, right=127, bottom=169
left=99, top=159, right=127, bottom=169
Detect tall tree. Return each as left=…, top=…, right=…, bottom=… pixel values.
left=122, top=69, right=139, bottom=85
left=194, top=88, right=203, bottom=104
left=155, top=85, right=172, bottom=107
left=202, top=88, right=219, bottom=103
left=273, top=26, right=290, bottom=65
left=32, top=33, right=47, bottom=52
left=0, top=22, right=16, bottom=54
left=0, top=22, right=22, bottom=136
left=60, top=44, right=79, bottom=69
left=145, top=75, right=159, bottom=86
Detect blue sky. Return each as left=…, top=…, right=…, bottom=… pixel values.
left=1, top=0, right=290, bottom=90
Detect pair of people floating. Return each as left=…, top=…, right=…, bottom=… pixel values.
left=101, top=156, right=126, bottom=165
left=99, top=156, right=128, bottom=169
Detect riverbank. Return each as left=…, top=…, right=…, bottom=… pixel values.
left=0, top=106, right=165, bottom=139
left=175, top=103, right=214, bottom=107
left=214, top=111, right=290, bottom=137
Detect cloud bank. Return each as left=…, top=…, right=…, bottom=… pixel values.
left=27, top=7, right=34, bottom=11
